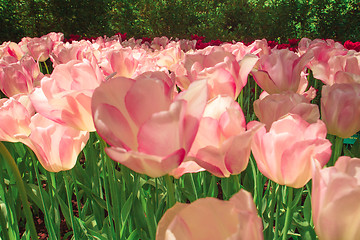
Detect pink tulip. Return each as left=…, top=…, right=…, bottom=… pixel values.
left=178, top=39, right=197, bottom=52
left=186, top=95, right=262, bottom=178
left=175, top=46, right=258, bottom=99
left=156, top=45, right=185, bottom=73
left=252, top=49, right=313, bottom=94
left=0, top=55, right=43, bottom=97
left=30, top=59, right=104, bottom=131
left=22, top=36, right=53, bottom=62
left=312, top=156, right=360, bottom=240
left=298, top=38, right=349, bottom=85
left=169, top=161, right=205, bottom=178
left=0, top=94, right=88, bottom=172
left=92, top=72, right=207, bottom=178
left=0, top=97, right=31, bottom=143
left=249, top=114, right=332, bottom=188
left=151, top=36, right=170, bottom=50
left=51, top=41, right=88, bottom=66
left=321, top=82, right=360, bottom=138
left=254, top=92, right=320, bottom=130
left=221, top=39, right=270, bottom=61
left=298, top=38, right=346, bottom=56
left=99, top=48, right=141, bottom=78
left=156, top=189, right=263, bottom=240
left=27, top=114, right=89, bottom=172
left=0, top=41, right=24, bottom=60
left=13, top=93, right=36, bottom=116
left=333, top=54, right=360, bottom=84
left=311, top=48, right=358, bottom=85
left=46, top=32, right=64, bottom=43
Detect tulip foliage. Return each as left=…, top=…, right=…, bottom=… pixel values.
left=0, top=32, right=360, bottom=240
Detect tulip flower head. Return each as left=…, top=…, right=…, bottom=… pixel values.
left=0, top=97, right=32, bottom=143
left=321, top=82, right=360, bottom=138
left=30, top=58, right=104, bottom=131
left=156, top=189, right=263, bottom=240
left=249, top=114, right=332, bottom=188
left=252, top=49, right=313, bottom=94
left=92, top=72, right=207, bottom=177
left=312, top=156, right=360, bottom=240
left=0, top=55, right=43, bottom=97
left=186, top=95, right=262, bottom=177
left=254, top=92, right=320, bottom=130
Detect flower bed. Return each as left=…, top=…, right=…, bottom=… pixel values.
left=0, top=32, right=360, bottom=239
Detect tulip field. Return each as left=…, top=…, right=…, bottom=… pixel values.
left=1, top=32, right=360, bottom=240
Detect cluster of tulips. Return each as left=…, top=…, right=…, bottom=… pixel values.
left=1, top=31, right=360, bottom=239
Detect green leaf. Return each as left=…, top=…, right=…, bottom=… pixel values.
left=206, top=175, right=218, bottom=197
left=293, top=212, right=317, bottom=240
left=24, top=183, right=47, bottom=212
left=120, top=193, right=134, bottom=236
left=127, top=229, right=140, bottom=240
left=0, top=202, right=10, bottom=240
left=292, top=187, right=304, bottom=210
left=303, top=193, right=312, bottom=223
left=74, top=181, right=107, bottom=210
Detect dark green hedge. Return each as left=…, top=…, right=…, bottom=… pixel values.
left=1, top=0, right=359, bottom=43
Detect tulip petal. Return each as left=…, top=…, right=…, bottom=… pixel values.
left=105, top=147, right=185, bottom=178
left=138, top=101, right=185, bottom=156
left=125, top=76, right=171, bottom=126
left=28, top=114, right=89, bottom=172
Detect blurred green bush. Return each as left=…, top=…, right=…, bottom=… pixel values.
left=1, top=0, right=359, bottom=43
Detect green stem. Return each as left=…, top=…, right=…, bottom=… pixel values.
left=238, top=90, right=244, bottom=109
left=274, top=185, right=282, bottom=240
left=43, top=61, right=50, bottom=75
left=190, top=173, right=199, bottom=200
left=38, top=61, right=43, bottom=74
left=155, top=178, right=158, bottom=208
left=0, top=142, right=38, bottom=240
left=254, top=80, right=258, bottom=100
left=164, top=174, right=176, bottom=208
left=63, top=172, right=78, bottom=240
left=267, top=181, right=278, bottom=240
left=233, top=174, right=241, bottom=193
left=31, top=154, right=57, bottom=240
left=201, top=172, right=207, bottom=195
left=0, top=199, right=10, bottom=240
left=99, top=139, right=116, bottom=240
left=282, top=186, right=294, bottom=240
left=48, top=172, right=60, bottom=238
left=249, top=157, right=258, bottom=203
left=332, top=136, right=343, bottom=166
left=70, top=170, right=83, bottom=219
left=256, top=171, right=263, bottom=219
left=106, top=152, right=122, bottom=239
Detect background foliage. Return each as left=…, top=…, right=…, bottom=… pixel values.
left=1, top=0, right=360, bottom=43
